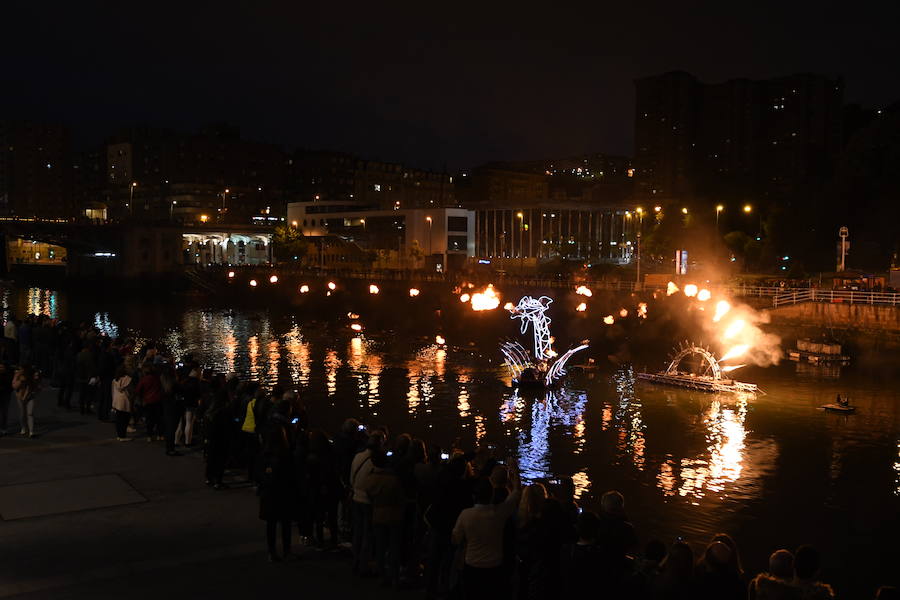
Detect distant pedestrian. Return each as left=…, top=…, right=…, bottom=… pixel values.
left=12, top=365, right=39, bottom=438
left=258, top=399, right=295, bottom=562
left=0, top=360, right=13, bottom=436
left=135, top=365, right=163, bottom=441
left=111, top=366, right=134, bottom=441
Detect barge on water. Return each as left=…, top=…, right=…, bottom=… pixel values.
left=637, top=371, right=760, bottom=393
left=788, top=339, right=850, bottom=365
left=637, top=342, right=762, bottom=395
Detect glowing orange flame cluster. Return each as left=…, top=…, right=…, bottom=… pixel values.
left=576, top=302, right=587, bottom=312
left=575, top=285, right=593, bottom=297
left=409, top=288, right=420, bottom=297
left=469, top=284, right=501, bottom=311
left=369, top=284, right=380, bottom=294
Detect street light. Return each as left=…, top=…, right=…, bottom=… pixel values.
left=129, top=182, right=137, bottom=216
left=426, top=216, right=433, bottom=259
left=170, top=200, right=178, bottom=220
left=635, top=208, right=644, bottom=290
left=516, top=211, right=524, bottom=268
left=681, top=207, right=688, bottom=214
left=743, top=204, right=752, bottom=213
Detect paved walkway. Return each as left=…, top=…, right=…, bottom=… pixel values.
left=0, top=388, right=405, bottom=599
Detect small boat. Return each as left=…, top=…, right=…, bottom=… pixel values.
left=820, top=403, right=856, bottom=413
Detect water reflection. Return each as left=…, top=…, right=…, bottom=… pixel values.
left=25, top=287, right=59, bottom=319
left=675, top=399, right=747, bottom=500
left=613, top=368, right=646, bottom=470
left=512, top=387, right=589, bottom=485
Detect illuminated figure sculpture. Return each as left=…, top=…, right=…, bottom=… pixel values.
left=500, top=295, right=588, bottom=388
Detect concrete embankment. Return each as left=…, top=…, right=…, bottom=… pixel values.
left=765, top=302, right=900, bottom=353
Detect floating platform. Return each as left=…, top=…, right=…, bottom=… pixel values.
left=820, top=403, right=856, bottom=413
left=789, top=340, right=850, bottom=365
left=788, top=350, right=850, bottom=365
left=637, top=371, right=760, bottom=394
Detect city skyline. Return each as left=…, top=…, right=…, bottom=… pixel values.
left=4, top=2, right=900, bottom=170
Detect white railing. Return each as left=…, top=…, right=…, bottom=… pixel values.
left=773, top=289, right=900, bottom=308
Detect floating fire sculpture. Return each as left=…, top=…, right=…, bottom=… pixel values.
left=500, top=295, right=588, bottom=388
left=637, top=342, right=760, bottom=394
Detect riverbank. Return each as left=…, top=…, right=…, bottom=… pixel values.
left=0, top=387, right=402, bottom=600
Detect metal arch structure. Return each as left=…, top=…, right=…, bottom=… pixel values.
left=509, top=295, right=555, bottom=360
left=665, top=343, right=722, bottom=380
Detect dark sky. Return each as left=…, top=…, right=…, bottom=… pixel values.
left=4, top=1, right=900, bottom=170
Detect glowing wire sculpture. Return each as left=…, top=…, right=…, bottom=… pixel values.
left=502, top=295, right=588, bottom=387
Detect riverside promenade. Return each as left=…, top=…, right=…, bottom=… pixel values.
left=0, top=388, right=400, bottom=599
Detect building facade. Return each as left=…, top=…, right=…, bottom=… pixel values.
left=286, top=201, right=474, bottom=271
left=475, top=205, right=636, bottom=265
left=0, top=121, right=72, bottom=218
left=633, top=71, right=844, bottom=205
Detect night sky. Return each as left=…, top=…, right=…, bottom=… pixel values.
left=4, top=2, right=900, bottom=170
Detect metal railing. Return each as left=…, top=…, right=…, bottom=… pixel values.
left=773, top=289, right=900, bottom=308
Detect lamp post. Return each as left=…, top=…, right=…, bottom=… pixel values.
left=426, top=216, right=433, bottom=269
left=220, top=188, right=230, bottom=222
left=170, top=200, right=177, bottom=220
left=517, top=211, right=524, bottom=271
left=129, top=182, right=137, bottom=216
left=635, top=208, right=643, bottom=289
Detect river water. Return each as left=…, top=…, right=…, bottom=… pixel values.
left=4, top=283, right=899, bottom=595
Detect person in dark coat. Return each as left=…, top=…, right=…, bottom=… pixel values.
left=306, top=429, right=343, bottom=549
left=204, top=376, right=232, bottom=489
left=258, top=399, right=296, bottom=562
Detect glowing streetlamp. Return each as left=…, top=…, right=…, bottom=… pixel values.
left=516, top=211, right=525, bottom=268
left=129, top=182, right=137, bottom=216
left=681, top=207, right=688, bottom=215
left=743, top=204, right=752, bottom=213
left=425, top=216, right=433, bottom=257
left=635, top=207, right=644, bottom=289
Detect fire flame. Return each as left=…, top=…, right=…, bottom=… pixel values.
left=327, top=281, right=336, bottom=290
left=619, top=308, right=628, bottom=318
left=723, top=319, right=746, bottom=340
left=576, top=302, right=587, bottom=312
left=575, top=285, right=593, bottom=297
left=721, top=364, right=746, bottom=373
left=667, top=282, right=679, bottom=296
left=369, top=284, right=379, bottom=294
left=350, top=323, right=362, bottom=332
left=459, top=293, right=471, bottom=303
left=697, top=288, right=711, bottom=302
left=409, top=288, right=420, bottom=297
left=249, top=279, right=258, bottom=287
left=503, top=302, right=515, bottom=311
left=227, top=271, right=235, bottom=278
left=719, top=344, right=749, bottom=362
left=603, top=315, right=615, bottom=325
left=684, top=284, right=698, bottom=297
left=269, top=275, right=278, bottom=284
left=299, top=284, right=309, bottom=294
left=347, top=312, right=359, bottom=319
left=713, top=300, right=730, bottom=322
left=435, top=335, right=446, bottom=345
left=637, top=302, right=648, bottom=318
left=470, top=285, right=501, bottom=311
